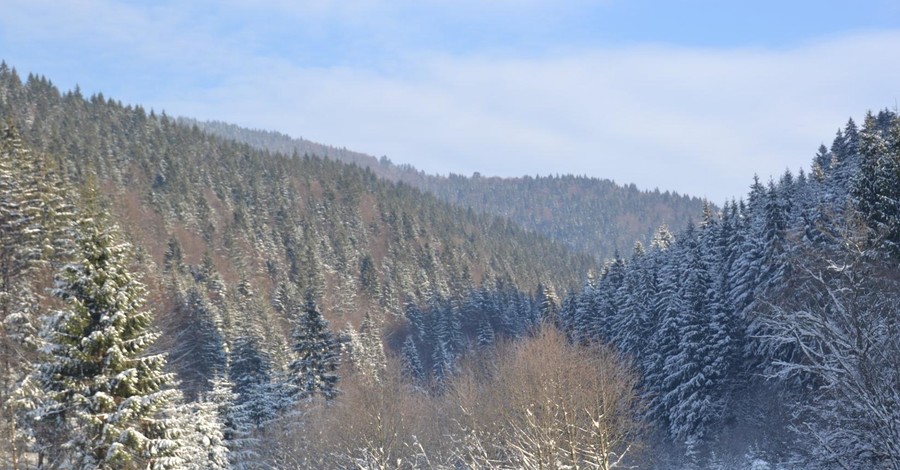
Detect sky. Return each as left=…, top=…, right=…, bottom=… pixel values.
left=1, top=1, right=899, bottom=203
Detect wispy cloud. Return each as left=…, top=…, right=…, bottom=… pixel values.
left=1, top=1, right=898, bottom=202
left=157, top=31, right=900, bottom=202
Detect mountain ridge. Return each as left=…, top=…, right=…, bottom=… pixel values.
left=181, top=117, right=708, bottom=260
left=0, top=63, right=594, bottom=387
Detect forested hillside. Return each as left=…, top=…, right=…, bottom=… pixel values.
left=0, top=64, right=600, bottom=468
left=2, top=60, right=898, bottom=470
left=557, top=112, right=900, bottom=468
left=0, top=64, right=592, bottom=312
left=185, top=118, right=706, bottom=260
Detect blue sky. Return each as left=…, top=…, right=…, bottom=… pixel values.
left=2, top=0, right=899, bottom=202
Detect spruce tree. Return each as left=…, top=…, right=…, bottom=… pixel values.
left=229, top=335, right=278, bottom=427
left=404, top=299, right=426, bottom=341
left=0, top=120, right=76, bottom=468
left=207, top=375, right=258, bottom=470
left=357, top=311, right=387, bottom=382
left=612, top=244, right=654, bottom=357
left=760, top=182, right=790, bottom=291
left=854, top=112, right=900, bottom=258
left=591, top=254, right=625, bottom=342
left=444, top=299, right=466, bottom=354
left=400, top=336, right=425, bottom=383
left=0, top=120, right=50, bottom=470
left=475, top=313, right=495, bottom=348
left=171, top=284, right=227, bottom=398
left=664, top=223, right=731, bottom=445
left=571, top=271, right=597, bottom=342
left=174, top=395, right=230, bottom=469
left=288, top=294, right=340, bottom=400
left=431, top=340, right=453, bottom=385
left=644, top=240, right=685, bottom=430
left=537, top=283, right=560, bottom=325
left=34, top=212, right=184, bottom=469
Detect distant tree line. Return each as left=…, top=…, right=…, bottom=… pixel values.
left=186, top=118, right=708, bottom=262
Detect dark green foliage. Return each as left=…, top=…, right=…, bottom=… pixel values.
left=229, top=334, right=280, bottom=426
left=475, top=313, right=495, bottom=348
left=396, top=282, right=540, bottom=387
left=359, top=254, right=378, bottom=297
left=170, top=285, right=228, bottom=398
left=566, top=110, right=900, bottom=467
left=164, top=237, right=183, bottom=272
left=9, top=61, right=900, bottom=468
left=0, top=68, right=598, bottom=465
left=289, top=295, right=341, bottom=400
left=537, top=283, right=560, bottom=324
left=400, top=335, right=425, bottom=383
left=854, top=111, right=900, bottom=258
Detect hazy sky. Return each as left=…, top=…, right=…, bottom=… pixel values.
left=2, top=1, right=899, bottom=203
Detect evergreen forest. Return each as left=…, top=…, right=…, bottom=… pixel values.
left=183, top=118, right=707, bottom=261
left=1, top=63, right=899, bottom=469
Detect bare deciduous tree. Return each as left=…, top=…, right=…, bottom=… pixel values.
left=268, top=326, right=645, bottom=469
left=758, top=230, right=900, bottom=470
left=451, top=326, right=646, bottom=470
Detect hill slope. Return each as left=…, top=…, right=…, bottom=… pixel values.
left=558, top=111, right=900, bottom=468
left=184, top=118, right=707, bottom=259
left=0, top=64, right=594, bottom=395
left=3, top=62, right=898, bottom=469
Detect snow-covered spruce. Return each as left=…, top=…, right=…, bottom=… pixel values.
left=33, top=214, right=189, bottom=469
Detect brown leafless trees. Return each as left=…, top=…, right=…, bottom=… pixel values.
left=270, top=325, right=646, bottom=469
left=450, top=326, right=645, bottom=470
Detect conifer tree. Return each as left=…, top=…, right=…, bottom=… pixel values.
left=0, top=120, right=42, bottom=468
left=400, top=336, right=425, bottom=383
left=288, top=294, right=340, bottom=400
left=499, top=293, right=525, bottom=337
left=204, top=375, right=254, bottom=470
left=0, top=120, right=76, bottom=468
left=357, top=311, right=387, bottom=382
left=431, top=340, right=453, bottom=385
left=174, top=394, right=230, bottom=469
left=537, top=283, right=560, bottom=325
left=759, top=182, right=790, bottom=291
left=812, top=144, right=830, bottom=181
left=643, top=240, right=685, bottom=429
left=663, top=224, right=731, bottom=446
left=612, top=243, right=654, bottom=357
left=404, top=299, right=426, bottom=341
left=171, top=285, right=228, bottom=398
left=854, top=112, right=900, bottom=258
left=227, top=279, right=278, bottom=427
left=475, top=313, right=495, bottom=348
left=229, top=334, right=278, bottom=427
left=590, top=254, right=625, bottom=342
left=34, top=211, right=185, bottom=469
left=344, top=311, right=387, bottom=383
left=571, top=276, right=593, bottom=342
left=830, top=119, right=861, bottom=186
left=444, top=300, right=466, bottom=354
left=163, top=237, right=183, bottom=273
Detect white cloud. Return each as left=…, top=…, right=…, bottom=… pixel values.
left=149, top=31, right=900, bottom=203
left=2, top=1, right=898, bottom=202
